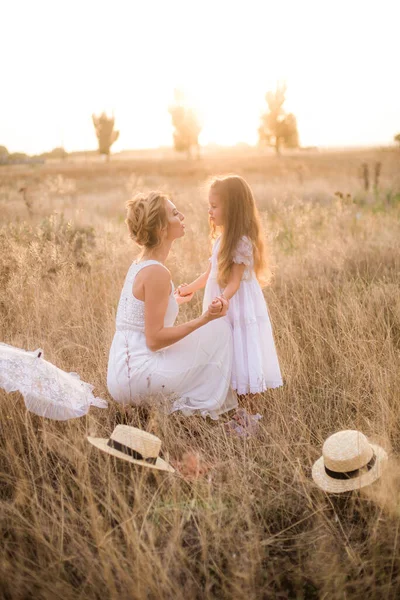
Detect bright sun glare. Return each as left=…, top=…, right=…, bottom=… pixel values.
left=1, top=0, right=399, bottom=154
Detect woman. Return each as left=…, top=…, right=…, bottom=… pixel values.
left=107, top=191, right=237, bottom=419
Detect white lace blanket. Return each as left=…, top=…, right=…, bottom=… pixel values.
left=0, top=342, right=107, bottom=420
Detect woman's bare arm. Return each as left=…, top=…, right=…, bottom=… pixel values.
left=143, top=265, right=225, bottom=352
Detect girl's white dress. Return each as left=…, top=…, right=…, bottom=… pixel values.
left=107, top=260, right=237, bottom=419
left=203, top=236, right=283, bottom=395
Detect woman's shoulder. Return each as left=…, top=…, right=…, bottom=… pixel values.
left=133, top=259, right=170, bottom=271
left=133, top=261, right=171, bottom=283
left=143, top=262, right=170, bottom=275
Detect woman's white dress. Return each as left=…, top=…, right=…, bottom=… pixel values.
left=107, top=260, right=237, bottom=419
left=203, top=236, right=283, bottom=395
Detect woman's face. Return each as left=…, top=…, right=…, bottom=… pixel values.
left=208, top=191, right=224, bottom=226
left=165, top=200, right=185, bottom=241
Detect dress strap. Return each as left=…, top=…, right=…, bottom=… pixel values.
left=129, top=260, right=174, bottom=294
left=131, top=259, right=169, bottom=275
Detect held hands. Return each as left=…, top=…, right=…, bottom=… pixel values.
left=176, top=281, right=228, bottom=318
left=205, top=295, right=229, bottom=321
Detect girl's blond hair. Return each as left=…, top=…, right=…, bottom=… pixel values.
left=209, top=175, right=269, bottom=287
left=125, top=191, right=169, bottom=250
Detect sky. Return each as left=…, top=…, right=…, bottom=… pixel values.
left=1, top=0, right=399, bottom=154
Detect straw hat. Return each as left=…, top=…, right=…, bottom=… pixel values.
left=312, top=430, right=387, bottom=493
left=88, top=425, right=175, bottom=473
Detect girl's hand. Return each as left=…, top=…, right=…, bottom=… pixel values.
left=174, top=289, right=194, bottom=305
left=176, top=283, right=193, bottom=297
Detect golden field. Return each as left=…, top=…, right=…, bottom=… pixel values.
left=1, top=148, right=400, bottom=599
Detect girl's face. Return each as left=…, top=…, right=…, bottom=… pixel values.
left=165, top=199, right=185, bottom=241
left=208, top=191, right=224, bottom=227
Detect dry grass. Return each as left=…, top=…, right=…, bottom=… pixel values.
left=1, top=148, right=400, bottom=599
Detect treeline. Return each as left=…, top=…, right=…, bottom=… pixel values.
left=92, top=83, right=299, bottom=160
left=1, top=83, right=299, bottom=164
left=3, top=81, right=399, bottom=164
left=0, top=146, right=67, bottom=165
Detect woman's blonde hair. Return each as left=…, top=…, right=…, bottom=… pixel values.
left=209, top=175, right=269, bottom=287
left=125, top=191, right=169, bottom=250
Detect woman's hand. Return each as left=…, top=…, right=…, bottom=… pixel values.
left=204, top=296, right=229, bottom=321
left=174, top=289, right=194, bottom=305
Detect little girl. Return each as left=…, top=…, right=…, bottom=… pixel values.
left=177, top=175, right=282, bottom=396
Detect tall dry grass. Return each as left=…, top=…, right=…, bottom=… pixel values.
left=1, top=149, right=400, bottom=599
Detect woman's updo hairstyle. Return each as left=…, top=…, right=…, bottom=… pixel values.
left=125, top=191, right=169, bottom=249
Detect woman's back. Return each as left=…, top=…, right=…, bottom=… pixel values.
left=116, top=260, right=178, bottom=333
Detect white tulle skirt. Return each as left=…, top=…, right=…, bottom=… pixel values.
left=107, top=319, right=237, bottom=420
left=203, top=278, right=283, bottom=395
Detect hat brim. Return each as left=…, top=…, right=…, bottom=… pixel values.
left=87, top=437, right=175, bottom=473
left=312, top=443, right=388, bottom=493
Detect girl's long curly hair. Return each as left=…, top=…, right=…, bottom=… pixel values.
left=209, top=175, right=270, bottom=288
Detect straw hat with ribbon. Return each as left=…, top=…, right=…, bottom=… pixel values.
left=312, top=429, right=387, bottom=493
left=88, top=425, right=175, bottom=473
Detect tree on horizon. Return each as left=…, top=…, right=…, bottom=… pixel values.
left=394, top=133, right=400, bottom=148
left=92, top=112, right=119, bottom=160
left=169, top=89, right=202, bottom=159
left=258, top=82, right=299, bottom=154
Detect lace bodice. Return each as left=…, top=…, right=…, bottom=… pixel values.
left=115, top=260, right=179, bottom=332
left=209, top=236, right=254, bottom=282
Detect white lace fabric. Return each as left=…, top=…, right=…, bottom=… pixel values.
left=0, top=342, right=107, bottom=420
left=232, top=236, right=253, bottom=268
